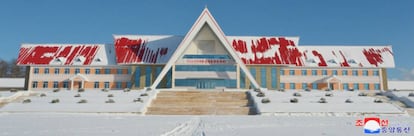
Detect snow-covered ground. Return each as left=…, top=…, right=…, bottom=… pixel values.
left=0, top=89, right=157, bottom=113
left=250, top=89, right=407, bottom=116
left=1, top=89, right=413, bottom=136
left=0, top=113, right=412, bottom=136
left=0, top=91, right=17, bottom=98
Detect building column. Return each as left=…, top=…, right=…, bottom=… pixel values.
left=171, top=65, right=175, bottom=88
left=236, top=64, right=240, bottom=89
left=71, top=80, right=74, bottom=91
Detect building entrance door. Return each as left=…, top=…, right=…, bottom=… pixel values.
left=196, top=80, right=216, bottom=89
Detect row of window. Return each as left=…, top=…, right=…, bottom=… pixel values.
left=279, top=83, right=381, bottom=90
left=32, top=81, right=131, bottom=89
left=33, top=68, right=131, bottom=75
left=280, top=69, right=379, bottom=76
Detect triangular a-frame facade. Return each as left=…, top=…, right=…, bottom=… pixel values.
left=150, top=8, right=260, bottom=89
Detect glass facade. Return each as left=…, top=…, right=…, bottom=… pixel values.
left=174, top=64, right=237, bottom=88
left=145, top=67, right=152, bottom=86
left=134, top=67, right=141, bottom=87
left=271, top=68, right=277, bottom=89
left=240, top=70, right=246, bottom=88
left=260, top=67, right=266, bottom=87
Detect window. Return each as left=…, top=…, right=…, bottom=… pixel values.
left=85, top=68, right=90, bottom=74
left=322, top=70, right=327, bottom=75
left=117, top=69, right=123, bottom=74
left=34, top=68, right=39, bottom=74
left=32, top=81, right=38, bottom=88
left=289, top=70, right=295, bottom=75
left=301, top=70, right=307, bottom=76
left=280, top=70, right=284, bottom=76
left=64, top=68, right=70, bottom=74
left=373, top=70, right=379, bottom=76
left=353, top=83, right=359, bottom=90
left=63, top=81, right=68, bottom=88
left=54, top=68, right=60, bottom=74
left=44, top=68, right=49, bottom=74
left=362, top=70, right=368, bottom=76
left=332, top=70, right=338, bottom=75
left=312, top=83, right=318, bottom=89
left=343, top=83, right=349, bottom=90
left=364, top=83, right=370, bottom=90
left=75, top=68, right=80, bottom=74
left=290, top=83, right=295, bottom=89
left=53, top=81, right=58, bottom=88
left=302, top=83, right=308, bottom=89
left=116, top=82, right=122, bottom=88
left=280, top=83, right=285, bottom=89
left=374, top=83, right=380, bottom=90
left=260, top=67, right=266, bottom=87
left=43, top=81, right=48, bottom=88
left=95, top=69, right=101, bottom=74
left=342, top=70, right=348, bottom=76
left=126, top=82, right=131, bottom=88
left=104, top=82, right=110, bottom=88
left=105, top=68, right=111, bottom=74
left=94, top=82, right=99, bottom=88
left=311, top=70, right=317, bottom=76
left=352, top=70, right=358, bottom=76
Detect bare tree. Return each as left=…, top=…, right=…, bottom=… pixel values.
left=0, top=59, right=8, bottom=77
left=9, top=58, right=25, bottom=77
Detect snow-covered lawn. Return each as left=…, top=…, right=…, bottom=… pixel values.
left=0, top=91, right=17, bottom=98
left=0, top=89, right=156, bottom=113
left=250, top=90, right=407, bottom=116
left=0, top=113, right=412, bottom=136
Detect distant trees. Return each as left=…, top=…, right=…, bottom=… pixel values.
left=0, top=58, right=26, bottom=78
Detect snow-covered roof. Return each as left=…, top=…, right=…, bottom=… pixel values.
left=17, top=44, right=116, bottom=66
left=113, top=35, right=182, bottom=64
left=113, top=35, right=395, bottom=68
left=298, top=46, right=394, bottom=68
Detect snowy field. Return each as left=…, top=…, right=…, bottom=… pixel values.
left=0, top=89, right=157, bottom=113
left=0, top=89, right=413, bottom=135
left=251, top=89, right=407, bottom=116
left=0, top=113, right=412, bottom=136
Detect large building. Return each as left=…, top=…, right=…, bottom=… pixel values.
left=17, top=8, right=395, bottom=91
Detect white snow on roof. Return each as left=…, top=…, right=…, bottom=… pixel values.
left=17, top=44, right=117, bottom=66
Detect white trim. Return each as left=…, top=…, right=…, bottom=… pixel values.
left=150, top=8, right=260, bottom=89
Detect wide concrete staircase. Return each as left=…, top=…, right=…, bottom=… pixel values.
left=145, top=91, right=256, bottom=115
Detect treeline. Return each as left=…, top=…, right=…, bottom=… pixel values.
left=0, top=58, right=26, bottom=78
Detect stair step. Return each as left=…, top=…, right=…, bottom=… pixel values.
left=146, top=91, right=256, bottom=115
